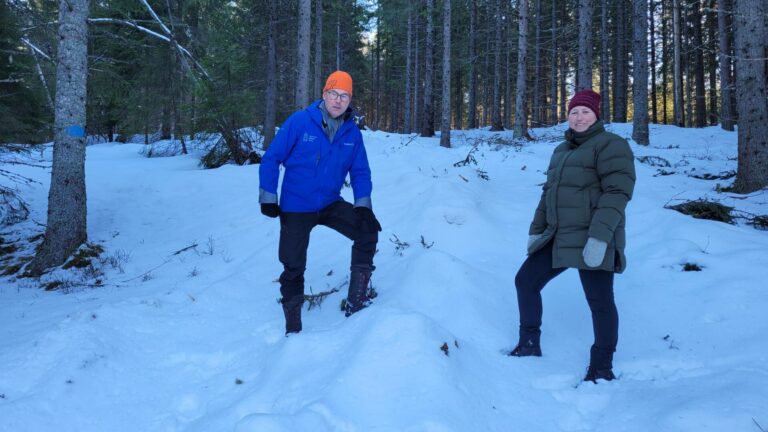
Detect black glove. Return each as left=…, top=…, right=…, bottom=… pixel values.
left=355, top=207, right=382, bottom=232
left=261, top=203, right=280, bottom=218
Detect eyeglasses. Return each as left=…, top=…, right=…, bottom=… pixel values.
left=325, top=90, right=351, bottom=102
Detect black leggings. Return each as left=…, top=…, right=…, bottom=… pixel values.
left=515, top=240, right=618, bottom=366
left=278, top=200, right=378, bottom=304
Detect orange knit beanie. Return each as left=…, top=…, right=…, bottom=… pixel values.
left=323, top=71, right=353, bottom=95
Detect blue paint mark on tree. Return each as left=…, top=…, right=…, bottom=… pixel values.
left=65, top=125, right=86, bottom=138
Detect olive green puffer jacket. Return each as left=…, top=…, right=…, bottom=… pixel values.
left=528, top=120, right=636, bottom=273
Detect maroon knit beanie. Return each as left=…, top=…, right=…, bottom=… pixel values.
left=568, top=89, right=601, bottom=118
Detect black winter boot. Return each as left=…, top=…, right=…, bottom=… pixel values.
left=345, top=268, right=372, bottom=317
left=584, top=366, right=616, bottom=383
left=281, top=296, right=304, bottom=335
left=509, top=328, right=542, bottom=357
left=509, top=340, right=542, bottom=357
left=584, top=345, right=615, bottom=382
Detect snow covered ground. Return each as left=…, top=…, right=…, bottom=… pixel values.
left=1, top=122, right=766, bottom=432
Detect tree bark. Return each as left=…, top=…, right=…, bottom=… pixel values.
left=468, top=0, right=477, bottom=129
left=706, top=0, right=717, bottom=124
left=414, top=11, right=421, bottom=132
left=263, top=5, right=278, bottom=149
left=600, top=0, right=610, bottom=122
left=576, top=0, right=593, bottom=91
left=513, top=0, right=529, bottom=138
left=733, top=0, right=768, bottom=192
left=691, top=0, right=706, bottom=127
left=421, top=0, right=435, bottom=137
left=662, top=0, right=669, bottom=124
left=613, top=0, right=628, bottom=122
left=314, top=0, right=323, bottom=98
left=490, top=0, right=504, bottom=131
left=440, top=0, right=451, bottom=147
left=548, top=0, right=558, bottom=125
left=632, top=0, right=649, bottom=145
left=649, top=0, right=658, bottom=123
left=28, top=0, right=90, bottom=276
left=404, top=5, right=413, bottom=133
left=295, top=0, right=311, bottom=109
left=532, top=0, right=543, bottom=125
left=336, top=12, right=341, bottom=69
left=717, top=0, right=735, bottom=130
left=672, top=0, right=684, bottom=126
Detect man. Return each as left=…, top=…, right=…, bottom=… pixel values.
left=259, top=70, right=381, bottom=335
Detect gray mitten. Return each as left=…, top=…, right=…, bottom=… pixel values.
left=582, top=237, right=608, bottom=267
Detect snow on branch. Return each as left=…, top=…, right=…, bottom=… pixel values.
left=21, top=38, right=51, bottom=61
left=138, top=0, right=172, bottom=36
left=89, top=8, right=209, bottom=81
left=87, top=18, right=171, bottom=43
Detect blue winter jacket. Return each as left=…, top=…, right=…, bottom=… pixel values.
left=259, top=100, right=372, bottom=212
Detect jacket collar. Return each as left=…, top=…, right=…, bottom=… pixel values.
left=565, top=120, right=605, bottom=146
left=307, top=99, right=353, bottom=126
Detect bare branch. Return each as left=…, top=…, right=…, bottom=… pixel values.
left=138, top=0, right=172, bottom=35
left=21, top=38, right=51, bottom=60
left=88, top=18, right=171, bottom=42
left=88, top=17, right=209, bottom=80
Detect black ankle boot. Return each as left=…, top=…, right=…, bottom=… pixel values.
left=281, top=296, right=303, bottom=334
left=509, top=339, right=542, bottom=357
left=345, top=269, right=372, bottom=317
left=584, top=366, right=616, bottom=383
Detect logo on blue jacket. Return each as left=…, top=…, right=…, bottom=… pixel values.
left=303, top=133, right=317, bottom=143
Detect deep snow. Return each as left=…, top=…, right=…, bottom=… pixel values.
left=1, top=122, right=767, bottom=432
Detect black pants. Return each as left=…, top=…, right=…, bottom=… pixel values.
left=515, top=240, right=618, bottom=368
left=278, top=200, right=378, bottom=304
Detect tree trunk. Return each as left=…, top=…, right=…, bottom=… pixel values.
left=28, top=0, right=90, bottom=276
left=632, top=0, right=649, bottom=145
left=559, top=2, right=567, bottom=122
left=672, top=0, right=684, bottom=126
left=600, top=0, right=610, bottom=122
left=733, top=0, right=768, bottom=192
left=468, top=0, right=477, bottom=129
left=404, top=6, right=413, bottom=133
left=691, top=0, right=706, bottom=127
left=577, top=0, right=593, bottom=91
left=374, top=33, right=381, bottom=129
left=414, top=13, right=421, bottom=133
left=421, top=0, right=435, bottom=137
left=490, top=0, right=504, bottom=131
left=706, top=0, right=717, bottom=125
left=454, top=67, right=463, bottom=129
left=649, top=0, right=658, bottom=124
left=613, top=0, right=627, bottom=122
left=684, top=14, right=693, bottom=127
left=314, top=0, right=323, bottom=98
left=440, top=0, right=451, bottom=147
left=263, top=5, right=278, bottom=149
left=532, top=0, right=543, bottom=125
left=504, top=2, right=512, bottom=129
left=513, top=0, right=529, bottom=138
left=295, top=0, right=311, bottom=109
left=336, top=13, right=341, bottom=69
left=548, top=0, right=558, bottom=125
left=662, top=0, right=669, bottom=124
left=718, top=0, right=735, bottom=130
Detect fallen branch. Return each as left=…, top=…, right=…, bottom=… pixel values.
left=121, top=242, right=198, bottom=282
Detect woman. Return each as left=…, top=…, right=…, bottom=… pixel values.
left=510, top=89, right=636, bottom=383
